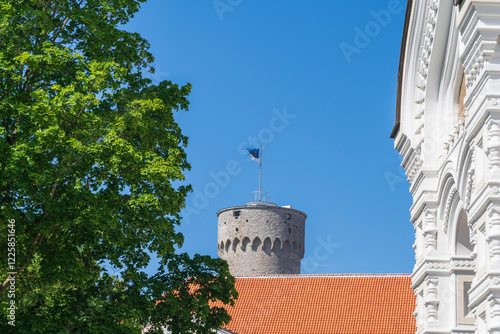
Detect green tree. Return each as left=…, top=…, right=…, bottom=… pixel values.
left=0, top=1, right=237, bottom=333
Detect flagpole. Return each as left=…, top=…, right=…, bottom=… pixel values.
left=259, top=145, right=262, bottom=202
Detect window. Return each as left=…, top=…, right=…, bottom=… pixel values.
left=456, top=211, right=473, bottom=256
left=457, top=275, right=475, bottom=325
left=463, top=281, right=472, bottom=316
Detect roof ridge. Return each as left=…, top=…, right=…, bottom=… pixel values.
left=232, top=273, right=412, bottom=278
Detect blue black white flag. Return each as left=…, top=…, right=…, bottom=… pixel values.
left=247, top=148, right=260, bottom=163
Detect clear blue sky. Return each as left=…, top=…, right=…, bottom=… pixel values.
left=125, top=0, right=414, bottom=274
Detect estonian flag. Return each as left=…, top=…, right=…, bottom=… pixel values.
left=247, top=148, right=260, bottom=163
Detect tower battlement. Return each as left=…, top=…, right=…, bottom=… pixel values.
left=217, top=203, right=306, bottom=276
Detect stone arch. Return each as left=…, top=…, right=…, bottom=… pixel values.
left=263, top=237, right=272, bottom=254
left=457, top=143, right=475, bottom=209
left=232, top=238, right=240, bottom=253
left=219, top=241, right=224, bottom=251
left=445, top=188, right=459, bottom=232
left=273, top=238, right=281, bottom=252
left=292, top=241, right=298, bottom=253
left=438, top=172, right=458, bottom=233
left=282, top=240, right=291, bottom=252
left=225, top=239, right=231, bottom=253
left=241, top=237, right=250, bottom=252
left=251, top=237, right=261, bottom=252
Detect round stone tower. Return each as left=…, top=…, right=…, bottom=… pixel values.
left=217, top=196, right=306, bottom=276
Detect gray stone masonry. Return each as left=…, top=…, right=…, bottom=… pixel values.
left=217, top=203, right=306, bottom=276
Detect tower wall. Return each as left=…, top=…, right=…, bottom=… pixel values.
left=217, top=204, right=306, bottom=276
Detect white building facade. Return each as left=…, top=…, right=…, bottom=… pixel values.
left=393, top=0, right=500, bottom=333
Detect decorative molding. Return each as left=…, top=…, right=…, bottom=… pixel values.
left=465, top=145, right=475, bottom=209
left=489, top=293, right=500, bottom=333
left=465, top=43, right=486, bottom=89
left=413, top=0, right=439, bottom=141
left=446, top=116, right=468, bottom=154
left=492, top=186, right=500, bottom=195
left=487, top=117, right=500, bottom=176
left=413, top=227, right=419, bottom=261
left=444, top=188, right=459, bottom=233
left=425, top=276, right=440, bottom=323
left=488, top=206, right=500, bottom=266
left=404, top=143, right=423, bottom=184
left=459, top=2, right=500, bottom=93
left=451, top=259, right=476, bottom=271
left=415, top=290, right=426, bottom=331
left=426, top=261, right=451, bottom=270
left=490, top=276, right=500, bottom=286
left=424, top=207, right=438, bottom=251
left=469, top=218, right=478, bottom=263
left=489, top=98, right=500, bottom=107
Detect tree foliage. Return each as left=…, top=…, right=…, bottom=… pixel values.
left=0, top=1, right=237, bottom=332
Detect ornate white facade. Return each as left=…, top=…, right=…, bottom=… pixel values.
left=393, top=1, right=500, bottom=333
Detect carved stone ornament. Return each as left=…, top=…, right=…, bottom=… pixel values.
left=465, top=145, right=475, bottom=209
left=487, top=118, right=500, bottom=176
left=425, top=277, right=439, bottom=323
left=423, top=207, right=438, bottom=251
left=403, top=144, right=423, bottom=184
left=490, top=98, right=500, bottom=107
left=444, top=188, right=458, bottom=233
left=488, top=207, right=500, bottom=267
left=413, top=0, right=439, bottom=139
left=489, top=294, right=500, bottom=332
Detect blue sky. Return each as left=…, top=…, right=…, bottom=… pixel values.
left=125, top=0, right=414, bottom=274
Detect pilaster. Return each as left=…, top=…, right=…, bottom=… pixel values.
left=489, top=293, right=500, bottom=334
left=487, top=116, right=500, bottom=179
left=425, top=207, right=439, bottom=251
left=426, top=276, right=441, bottom=325
left=488, top=206, right=500, bottom=269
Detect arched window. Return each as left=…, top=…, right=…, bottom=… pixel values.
left=456, top=210, right=473, bottom=256
left=241, top=237, right=250, bottom=252
left=263, top=238, right=272, bottom=254
left=251, top=237, right=261, bottom=252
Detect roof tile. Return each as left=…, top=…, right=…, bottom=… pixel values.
left=212, top=274, right=416, bottom=334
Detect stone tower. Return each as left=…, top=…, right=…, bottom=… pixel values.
left=217, top=196, right=306, bottom=276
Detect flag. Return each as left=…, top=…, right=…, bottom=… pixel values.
left=247, top=148, right=260, bottom=163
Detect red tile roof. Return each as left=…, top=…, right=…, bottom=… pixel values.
left=213, top=274, right=416, bottom=334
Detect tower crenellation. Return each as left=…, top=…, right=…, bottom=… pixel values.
left=217, top=200, right=306, bottom=276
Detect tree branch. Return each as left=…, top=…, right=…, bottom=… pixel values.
left=0, top=231, right=45, bottom=296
